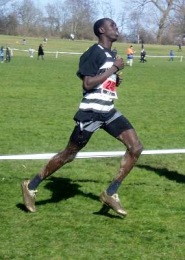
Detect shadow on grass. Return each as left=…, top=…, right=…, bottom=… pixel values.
left=137, top=164, right=185, bottom=183
left=37, top=176, right=99, bottom=204
left=93, top=204, right=124, bottom=219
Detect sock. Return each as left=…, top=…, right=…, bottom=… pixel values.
left=106, top=180, right=122, bottom=196
left=28, top=175, right=43, bottom=190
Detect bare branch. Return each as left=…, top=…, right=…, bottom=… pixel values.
left=0, top=0, right=14, bottom=6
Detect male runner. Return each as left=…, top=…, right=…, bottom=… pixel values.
left=21, top=18, right=143, bottom=216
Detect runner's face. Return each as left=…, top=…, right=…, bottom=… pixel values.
left=103, top=19, right=119, bottom=42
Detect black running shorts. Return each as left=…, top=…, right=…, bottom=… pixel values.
left=70, top=109, right=133, bottom=148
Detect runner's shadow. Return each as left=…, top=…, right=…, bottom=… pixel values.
left=37, top=176, right=99, bottom=206
left=18, top=177, right=99, bottom=212
left=137, top=164, right=185, bottom=183
left=37, top=177, right=126, bottom=219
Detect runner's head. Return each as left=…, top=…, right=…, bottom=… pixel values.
left=94, top=18, right=119, bottom=41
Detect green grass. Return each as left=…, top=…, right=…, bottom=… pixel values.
left=0, top=36, right=185, bottom=259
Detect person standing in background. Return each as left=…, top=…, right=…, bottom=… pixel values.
left=38, top=44, right=44, bottom=60
left=0, top=46, right=4, bottom=63
left=6, top=47, right=11, bottom=62
left=140, top=48, right=146, bottom=63
left=169, top=50, right=174, bottom=61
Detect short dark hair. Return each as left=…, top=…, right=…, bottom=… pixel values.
left=93, top=18, right=111, bottom=37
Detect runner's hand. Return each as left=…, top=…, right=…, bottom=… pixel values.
left=113, top=57, right=124, bottom=71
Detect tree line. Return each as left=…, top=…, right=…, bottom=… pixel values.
left=0, top=0, right=185, bottom=45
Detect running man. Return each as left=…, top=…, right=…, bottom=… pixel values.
left=21, top=18, right=143, bottom=216
left=126, top=45, right=134, bottom=66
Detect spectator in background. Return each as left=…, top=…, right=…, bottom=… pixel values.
left=70, top=33, right=75, bottom=40
left=6, top=47, right=11, bottom=62
left=126, top=45, right=134, bottom=66
left=178, top=43, right=182, bottom=51
left=22, top=39, right=26, bottom=45
left=140, top=48, right=146, bottom=63
left=38, top=44, right=44, bottom=60
left=43, top=38, right=48, bottom=45
left=0, top=46, right=4, bottom=63
left=29, top=47, right=35, bottom=58
left=169, top=50, right=174, bottom=61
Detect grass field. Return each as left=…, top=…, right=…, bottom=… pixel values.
left=0, top=35, right=185, bottom=259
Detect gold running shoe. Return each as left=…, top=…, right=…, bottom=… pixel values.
left=21, top=180, right=37, bottom=212
left=100, top=191, right=127, bottom=216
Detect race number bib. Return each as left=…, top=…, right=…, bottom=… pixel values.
left=101, top=74, right=117, bottom=99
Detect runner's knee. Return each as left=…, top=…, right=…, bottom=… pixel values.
left=52, top=148, right=77, bottom=167
left=129, top=142, right=143, bottom=158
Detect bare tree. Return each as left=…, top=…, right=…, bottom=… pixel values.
left=45, top=2, right=63, bottom=36
left=62, top=0, right=97, bottom=39
left=123, top=0, right=180, bottom=43
left=4, top=13, right=18, bottom=35
left=0, top=0, right=14, bottom=6
left=172, top=0, right=185, bottom=42
left=16, top=0, right=43, bottom=36
left=0, top=0, right=18, bottom=34
left=100, top=0, right=116, bottom=19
